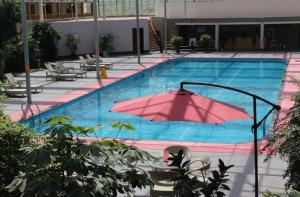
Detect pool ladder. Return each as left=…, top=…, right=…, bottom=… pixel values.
left=21, top=102, right=41, bottom=126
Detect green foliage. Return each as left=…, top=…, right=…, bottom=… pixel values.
left=200, top=160, right=233, bottom=197
left=1, top=36, right=40, bottom=72
left=168, top=151, right=233, bottom=197
left=262, top=189, right=300, bottom=197
left=199, top=34, right=212, bottom=49
left=7, top=116, right=155, bottom=196
left=0, top=82, right=7, bottom=101
left=170, top=36, right=184, bottom=48
left=170, top=35, right=184, bottom=54
left=264, top=81, right=300, bottom=190
left=31, top=22, right=62, bottom=62
left=0, top=115, right=33, bottom=197
left=99, top=33, right=114, bottom=53
left=111, top=122, right=135, bottom=139
left=65, top=34, right=80, bottom=57
left=0, top=1, right=20, bottom=50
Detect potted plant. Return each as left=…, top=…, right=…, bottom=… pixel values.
left=199, top=34, right=212, bottom=51
left=170, top=35, right=183, bottom=54
left=65, top=33, right=80, bottom=58
left=99, top=33, right=114, bottom=57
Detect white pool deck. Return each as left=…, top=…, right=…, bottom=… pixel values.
left=2, top=51, right=300, bottom=196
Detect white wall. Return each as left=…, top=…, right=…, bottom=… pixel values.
left=50, top=18, right=149, bottom=56
left=155, top=0, right=300, bottom=19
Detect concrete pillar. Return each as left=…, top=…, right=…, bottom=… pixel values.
left=260, top=23, right=265, bottom=50
left=102, top=0, right=106, bottom=19
left=184, top=0, right=187, bottom=17
left=39, top=0, right=44, bottom=22
left=215, top=24, right=219, bottom=51
left=75, top=0, right=78, bottom=21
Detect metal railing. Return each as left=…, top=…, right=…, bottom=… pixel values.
left=21, top=102, right=42, bottom=126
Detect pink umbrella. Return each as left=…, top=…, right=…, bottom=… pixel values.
left=111, top=89, right=252, bottom=124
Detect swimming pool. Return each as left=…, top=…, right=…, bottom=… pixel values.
left=24, top=58, right=286, bottom=143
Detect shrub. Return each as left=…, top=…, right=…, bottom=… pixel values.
left=7, top=116, right=156, bottom=196
left=99, top=33, right=114, bottom=56
left=199, top=34, right=212, bottom=50
left=65, top=34, right=80, bottom=57
left=170, top=36, right=183, bottom=54
left=31, top=22, right=62, bottom=62
left=0, top=115, right=33, bottom=197
left=170, top=36, right=184, bottom=48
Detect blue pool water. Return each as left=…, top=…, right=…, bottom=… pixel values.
left=24, top=58, right=286, bottom=143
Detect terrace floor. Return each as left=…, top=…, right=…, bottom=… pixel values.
left=2, top=51, right=300, bottom=196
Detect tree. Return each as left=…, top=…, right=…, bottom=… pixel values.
left=7, top=116, right=156, bottom=196
left=31, top=22, right=62, bottom=62
left=0, top=1, right=20, bottom=50
left=1, top=36, right=40, bottom=72
left=0, top=1, right=20, bottom=76
left=264, top=79, right=300, bottom=190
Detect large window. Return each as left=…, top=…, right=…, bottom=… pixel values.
left=98, top=0, right=155, bottom=17
left=178, top=25, right=215, bottom=45
left=219, top=25, right=260, bottom=50
left=265, top=24, right=300, bottom=50
left=83, top=2, right=92, bottom=14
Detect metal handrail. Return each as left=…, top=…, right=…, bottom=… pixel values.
left=21, top=102, right=42, bottom=126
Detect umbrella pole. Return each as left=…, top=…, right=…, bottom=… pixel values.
left=253, top=97, right=259, bottom=197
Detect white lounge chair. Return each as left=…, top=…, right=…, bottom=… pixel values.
left=5, top=73, right=43, bottom=93
left=55, top=62, right=87, bottom=78
left=79, top=56, right=107, bottom=71
left=1, top=83, right=27, bottom=97
left=82, top=55, right=113, bottom=69
left=45, top=63, right=78, bottom=81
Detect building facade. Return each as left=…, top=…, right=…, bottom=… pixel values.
left=26, top=0, right=300, bottom=52
left=153, top=0, right=300, bottom=51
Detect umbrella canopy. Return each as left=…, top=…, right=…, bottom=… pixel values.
left=111, top=89, right=252, bottom=124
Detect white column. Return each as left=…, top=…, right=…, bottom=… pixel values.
left=136, top=0, right=141, bottom=64
left=184, top=0, right=186, bottom=17
left=75, top=0, right=78, bottom=21
left=260, top=23, right=265, bottom=50
left=102, top=0, right=106, bottom=19
left=39, top=0, right=44, bottom=22
left=215, top=24, right=219, bottom=51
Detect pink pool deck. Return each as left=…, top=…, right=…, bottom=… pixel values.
left=10, top=57, right=300, bottom=154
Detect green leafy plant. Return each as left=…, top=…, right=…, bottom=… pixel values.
left=264, top=78, right=300, bottom=190
left=31, top=22, right=62, bottom=62
left=0, top=115, right=33, bottom=197
left=262, top=189, right=300, bottom=197
left=170, top=35, right=183, bottom=54
left=7, top=116, right=155, bottom=196
left=0, top=82, right=7, bottom=101
left=199, top=34, right=212, bottom=51
left=168, top=151, right=234, bottom=197
left=0, top=1, right=20, bottom=50
left=111, top=122, right=135, bottom=139
left=65, top=34, right=80, bottom=57
left=99, top=33, right=114, bottom=56
left=1, top=36, right=40, bottom=72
